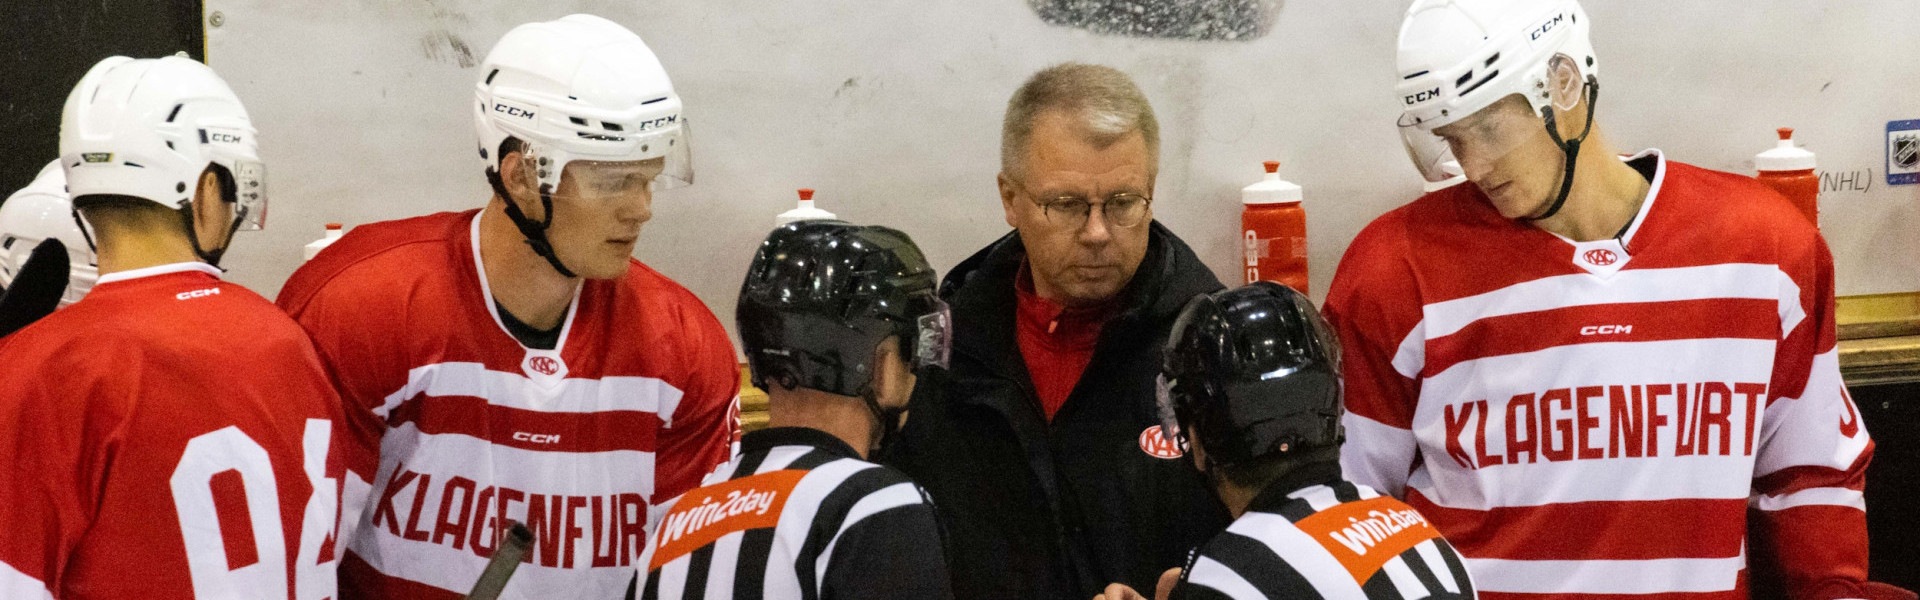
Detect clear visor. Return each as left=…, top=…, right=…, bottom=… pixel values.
left=912, top=295, right=952, bottom=371
left=654, top=120, right=692, bottom=190
left=231, top=160, right=267, bottom=231
left=1397, top=100, right=1542, bottom=184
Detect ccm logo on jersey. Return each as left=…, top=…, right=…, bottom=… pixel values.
left=1580, top=324, right=1632, bottom=335
left=176, top=287, right=220, bottom=300
left=512, top=431, right=561, bottom=444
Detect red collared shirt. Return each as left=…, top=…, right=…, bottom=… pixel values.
left=1015, top=264, right=1117, bottom=421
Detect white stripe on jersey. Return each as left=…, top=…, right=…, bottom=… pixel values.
left=1466, top=553, right=1744, bottom=595
left=700, top=531, right=745, bottom=600
left=375, top=424, right=657, bottom=498
left=1228, top=513, right=1370, bottom=600
left=1341, top=413, right=1419, bottom=497
left=1418, top=263, right=1805, bottom=342
left=812, top=482, right=923, bottom=585
left=1186, top=556, right=1266, bottom=600
left=1755, top=350, right=1872, bottom=478
left=376, top=362, right=685, bottom=423
left=1413, top=541, right=1464, bottom=595
left=1407, top=449, right=1754, bottom=509
left=1752, top=486, right=1865, bottom=511
left=1380, top=555, right=1432, bottom=600
left=0, top=560, right=54, bottom=600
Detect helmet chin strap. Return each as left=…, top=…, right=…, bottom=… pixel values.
left=1525, top=76, right=1600, bottom=222
left=860, top=388, right=908, bottom=457
left=486, top=167, right=578, bottom=279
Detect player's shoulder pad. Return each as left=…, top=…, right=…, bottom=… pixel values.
left=276, top=210, right=477, bottom=314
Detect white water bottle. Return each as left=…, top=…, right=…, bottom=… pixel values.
left=775, top=189, right=837, bottom=226
left=304, top=223, right=343, bottom=261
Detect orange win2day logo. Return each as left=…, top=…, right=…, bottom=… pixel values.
left=1292, top=496, right=1442, bottom=585
left=650, top=469, right=807, bottom=569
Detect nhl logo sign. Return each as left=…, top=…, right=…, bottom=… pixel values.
left=1894, top=135, right=1918, bottom=170
left=1889, top=120, right=1920, bottom=185
left=1583, top=249, right=1617, bottom=266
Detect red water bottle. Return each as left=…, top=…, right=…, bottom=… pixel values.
left=1755, top=127, right=1819, bottom=226
left=1241, top=160, right=1308, bottom=294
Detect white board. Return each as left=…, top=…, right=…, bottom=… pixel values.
left=202, top=0, right=1920, bottom=344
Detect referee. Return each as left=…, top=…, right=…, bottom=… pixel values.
left=631, top=220, right=954, bottom=600
left=1100, top=282, right=1476, bottom=600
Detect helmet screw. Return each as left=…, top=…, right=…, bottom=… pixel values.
left=537, top=156, right=550, bottom=165
left=176, top=182, right=186, bottom=192
left=208, top=11, right=225, bottom=28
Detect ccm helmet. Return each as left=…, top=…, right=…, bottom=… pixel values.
left=475, top=14, right=691, bottom=277
left=1396, top=0, right=1599, bottom=219
left=737, top=221, right=951, bottom=449
left=1158, top=281, right=1343, bottom=471
left=1, top=161, right=97, bottom=307
left=61, top=55, right=266, bottom=266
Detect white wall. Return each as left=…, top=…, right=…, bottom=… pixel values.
left=204, top=0, right=1920, bottom=343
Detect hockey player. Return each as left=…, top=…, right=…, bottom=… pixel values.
left=633, top=220, right=954, bottom=600
left=1098, top=282, right=1475, bottom=600
left=275, top=15, right=738, bottom=599
left=0, top=160, right=98, bottom=307
left=0, top=55, right=346, bottom=599
left=1328, top=1, right=1911, bottom=599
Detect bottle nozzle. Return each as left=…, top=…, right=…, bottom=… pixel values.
left=1263, top=160, right=1280, bottom=174
left=1777, top=127, right=1794, bottom=141
left=325, top=223, right=342, bottom=230
left=797, top=188, right=815, bottom=201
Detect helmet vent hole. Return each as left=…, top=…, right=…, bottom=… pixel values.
left=1402, top=70, right=1429, bottom=80
left=166, top=141, right=175, bottom=150
left=601, top=123, right=623, bottom=132
left=1455, top=71, right=1474, bottom=88
left=641, top=97, right=667, bottom=105
left=1459, top=70, right=1499, bottom=97
left=485, top=69, right=500, bottom=84
left=1484, top=52, right=1500, bottom=66
left=123, top=162, right=143, bottom=168
left=166, top=104, right=184, bottom=122
left=568, top=116, right=589, bottom=126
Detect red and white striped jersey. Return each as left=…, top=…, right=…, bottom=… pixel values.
left=277, top=210, right=741, bottom=599
left=1325, top=151, right=1873, bottom=600
left=0, top=263, right=346, bottom=600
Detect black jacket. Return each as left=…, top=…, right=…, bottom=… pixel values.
left=884, top=222, right=1232, bottom=599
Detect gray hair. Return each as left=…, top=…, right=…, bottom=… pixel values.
left=1000, top=63, right=1160, bottom=179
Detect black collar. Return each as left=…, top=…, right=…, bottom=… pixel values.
left=740, top=426, right=864, bottom=461
left=1244, top=460, right=1345, bottom=514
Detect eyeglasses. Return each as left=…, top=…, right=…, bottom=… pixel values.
left=1012, top=180, right=1153, bottom=230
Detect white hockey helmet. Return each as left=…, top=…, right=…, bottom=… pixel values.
left=474, top=14, right=692, bottom=191
left=0, top=161, right=97, bottom=307
left=1395, top=0, right=1597, bottom=182
left=60, top=55, right=267, bottom=232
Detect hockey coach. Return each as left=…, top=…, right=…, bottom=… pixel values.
left=885, top=63, right=1230, bottom=599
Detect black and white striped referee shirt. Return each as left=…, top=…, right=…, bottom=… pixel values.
left=1170, top=463, right=1475, bottom=600
left=632, top=427, right=952, bottom=600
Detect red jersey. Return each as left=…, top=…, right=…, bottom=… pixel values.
left=276, top=210, right=740, bottom=599
left=1325, top=151, right=1873, bottom=600
left=0, top=262, right=347, bottom=600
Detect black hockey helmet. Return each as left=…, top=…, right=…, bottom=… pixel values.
left=1158, top=281, right=1343, bottom=470
left=737, top=220, right=950, bottom=399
